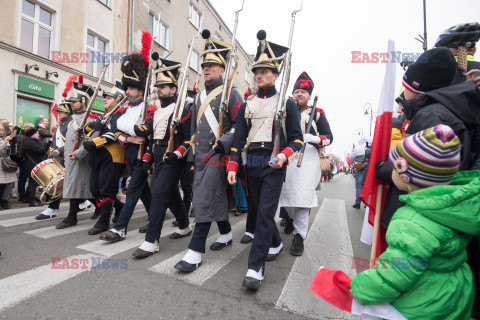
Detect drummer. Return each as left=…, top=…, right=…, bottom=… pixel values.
left=278, top=72, right=332, bottom=256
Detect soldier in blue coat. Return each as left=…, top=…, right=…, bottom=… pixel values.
left=227, top=31, right=303, bottom=290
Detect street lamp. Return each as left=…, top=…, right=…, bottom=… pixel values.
left=363, top=103, right=373, bottom=137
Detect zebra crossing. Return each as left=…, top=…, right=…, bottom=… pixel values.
left=0, top=197, right=358, bottom=319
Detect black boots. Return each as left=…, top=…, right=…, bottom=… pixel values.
left=56, top=199, right=80, bottom=229
left=88, top=199, right=114, bottom=235
left=290, top=234, right=304, bottom=256
left=112, top=198, right=124, bottom=224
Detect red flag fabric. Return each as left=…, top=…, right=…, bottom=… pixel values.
left=309, top=267, right=353, bottom=312
left=359, top=40, right=396, bottom=259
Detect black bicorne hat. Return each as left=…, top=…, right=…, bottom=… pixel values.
left=154, top=59, right=182, bottom=87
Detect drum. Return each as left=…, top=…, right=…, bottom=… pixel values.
left=31, top=159, right=65, bottom=203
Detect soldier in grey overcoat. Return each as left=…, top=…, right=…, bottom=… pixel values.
left=56, top=79, right=95, bottom=229
left=174, top=32, right=243, bottom=273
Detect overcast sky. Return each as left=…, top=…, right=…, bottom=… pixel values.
left=209, top=0, right=480, bottom=161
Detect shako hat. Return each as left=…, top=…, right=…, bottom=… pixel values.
left=251, top=30, right=289, bottom=74
left=154, top=59, right=182, bottom=87
left=200, top=29, right=231, bottom=68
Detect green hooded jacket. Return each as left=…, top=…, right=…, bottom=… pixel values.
left=351, top=171, right=480, bottom=319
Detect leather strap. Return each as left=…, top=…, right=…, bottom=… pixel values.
left=196, top=85, right=224, bottom=125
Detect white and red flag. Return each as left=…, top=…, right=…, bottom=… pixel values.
left=359, top=39, right=396, bottom=260
left=310, top=267, right=406, bottom=320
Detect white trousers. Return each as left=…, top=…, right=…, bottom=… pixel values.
left=284, top=207, right=310, bottom=240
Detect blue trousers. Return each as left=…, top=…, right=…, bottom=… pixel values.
left=113, top=146, right=151, bottom=233
left=247, top=165, right=285, bottom=273
left=354, top=168, right=367, bottom=204
left=235, top=179, right=248, bottom=210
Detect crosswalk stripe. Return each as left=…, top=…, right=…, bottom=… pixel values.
left=0, top=202, right=69, bottom=216
left=275, top=198, right=356, bottom=318
left=148, top=218, right=265, bottom=286
left=0, top=254, right=96, bottom=312
left=76, top=217, right=175, bottom=258
left=0, top=210, right=91, bottom=227
left=24, top=220, right=94, bottom=239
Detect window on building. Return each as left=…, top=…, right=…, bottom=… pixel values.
left=86, top=31, right=108, bottom=78
left=189, top=49, right=200, bottom=73
left=97, top=0, right=109, bottom=6
left=148, top=13, right=170, bottom=50
left=188, top=4, right=202, bottom=29
left=20, top=0, right=54, bottom=59
left=245, top=68, right=251, bottom=85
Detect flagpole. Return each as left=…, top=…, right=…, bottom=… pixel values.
left=370, top=184, right=383, bottom=268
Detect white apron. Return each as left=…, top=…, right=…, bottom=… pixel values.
left=279, top=143, right=321, bottom=208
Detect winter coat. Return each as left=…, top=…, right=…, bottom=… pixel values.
left=189, top=78, right=242, bottom=223
left=351, top=170, right=480, bottom=320
left=63, top=113, right=93, bottom=199
left=403, top=81, right=480, bottom=170
left=22, top=137, right=49, bottom=173
left=0, top=140, right=17, bottom=184
left=37, top=125, right=52, bottom=147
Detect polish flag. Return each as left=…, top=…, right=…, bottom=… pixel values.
left=309, top=267, right=407, bottom=320
left=359, top=39, right=396, bottom=258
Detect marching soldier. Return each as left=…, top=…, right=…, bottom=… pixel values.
left=82, top=82, right=126, bottom=235
left=97, top=52, right=153, bottom=242
left=174, top=32, right=243, bottom=273
left=226, top=31, right=303, bottom=290
left=278, top=72, right=333, bottom=256
left=131, top=59, right=192, bottom=258
left=56, top=77, right=96, bottom=229
left=35, top=99, right=71, bottom=220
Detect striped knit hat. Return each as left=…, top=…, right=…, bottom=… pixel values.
left=389, top=125, right=460, bottom=188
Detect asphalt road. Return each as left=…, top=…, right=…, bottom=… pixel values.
left=0, top=173, right=369, bottom=319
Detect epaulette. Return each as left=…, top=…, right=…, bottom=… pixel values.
left=147, top=105, right=157, bottom=112
left=116, top=107, right=127, bottom=114
left=88, top=114, right=99, bottom=119
left=316, top=107, right=325, bottom=114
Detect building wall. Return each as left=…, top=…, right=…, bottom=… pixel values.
left=0, top=0, right=128, bottom=125
left=0, top=0, right=252, bottom=125
left=133, top=0, right=253, bottom=97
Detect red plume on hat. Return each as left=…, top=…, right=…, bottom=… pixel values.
left=62, top=75, right=78, bottom=97
left=293, top=71, right=314, bottom=95
left=141, top=30, right=153, bottom=66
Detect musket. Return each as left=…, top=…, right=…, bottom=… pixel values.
left=271, top=0, right=303, bottom=162
left=100, top=96, right=129, bottom=126
left=71, top=64, right=109, bottom=153
left=138, top=52, right=159, bottom=158
left=297, top=95, right=318, bottom=167
left=167, top=21, right=203, bottom=153
left=86, top=96, right=129, bottom=141
left=218, top=0, right=244, bottom=139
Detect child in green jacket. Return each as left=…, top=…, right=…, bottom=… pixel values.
left=351, top=124, right=480, bottom=319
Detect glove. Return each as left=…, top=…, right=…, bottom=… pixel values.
left=83, top=140, right=96, bottom=151
left=213, top=140, right=225, bottom=154
left=89, top=121, right=104, bottom=131
left=164, top=152, right=180, bottom=164
left=303, top=134, right=321, bottom=144
left=142, top=161, right=152, bottom=175
left=321, top=138, right=331, bottom=146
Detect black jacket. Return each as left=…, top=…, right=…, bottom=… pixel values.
left=403, top=81, right=480, bottom=170
left=451, top=60, right=480, bottom=85
left=22, top=138, right=50, bottom=172
left=374, top=158, right=407, bottom=228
